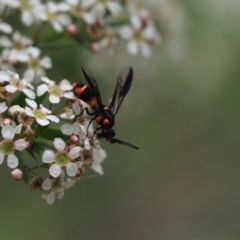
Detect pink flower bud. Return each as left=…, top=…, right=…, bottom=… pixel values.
left=70, top=134, right=79, bottom=143
left=11, top=168, right=23, bottom=181
left=66, top=24, right=78, bottom=35
left=3, top=118, right=13, bottom=126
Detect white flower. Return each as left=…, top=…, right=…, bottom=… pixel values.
left=25, top=98, right=59, bottom=126
left=90, top=0, right=122, bottom=22
left=23, top=47, right=52, bottom=82
left=37, top=77, right=74, bottom=104
left=0, top=71, right=36, bottom=99
left=42, top=172, right=65, bottom=205
left=42, top=138, right=81, bottom=178
left=91, top=145, right=106, bottom=175
left=61, top=122, right=87, bottom=140
left=3, top=0, right=42, bottom=26
left=0, top=32, right=32, bottom=62
left=0, top=21, right=12, bottom=34
left=0, top=125, right=28, bottom=169
left=65, top=0, right=96, bottom=24
left=0, top=102, right=8, bottom=113
left=119, top=8, right=160, bottom=58
left=36, top=1, right=71, bottom=32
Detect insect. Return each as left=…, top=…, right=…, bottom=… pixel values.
left=73, top=66, right=139, bottom=150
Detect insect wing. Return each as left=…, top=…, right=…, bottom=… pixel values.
left=109, top=138, right=139, bottom=150
left=109, top=67, right=133, bottom=115
left=82, top=67, right=102, bottom=105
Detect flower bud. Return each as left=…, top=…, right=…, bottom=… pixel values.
left=11, top=168, right=23, bottom=180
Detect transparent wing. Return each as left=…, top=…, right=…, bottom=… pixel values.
left=81, top=67, right=102, bottom=105
left=109, top=67, right=133, bottom=115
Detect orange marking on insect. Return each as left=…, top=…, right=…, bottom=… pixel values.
left=103, top=106, right=109, bottom=111
left=95, top=116, right=102, bottom=123
left=103, top=119, right=110, bottom=125
left=74, top=84, right=88, bottom=97
left=87, top=97, right=97, bottom=107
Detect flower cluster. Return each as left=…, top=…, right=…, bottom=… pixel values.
left=0, top=0, right=159, bottom=204
left=0, top=1, right=160, bottom=79
left=0, top=70, right=106, bottom=204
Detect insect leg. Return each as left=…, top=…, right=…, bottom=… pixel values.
left=80, top=107, right=95, bottom=116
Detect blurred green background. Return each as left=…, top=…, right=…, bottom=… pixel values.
left=1, top=0, right=240, bottom=239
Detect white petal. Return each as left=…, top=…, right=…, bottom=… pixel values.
left=27, top=46, right=40, bottom=57
left=22, top=89, right=36, bottom=99
left=66, top=162, right=78, bottom=177
left=91, top=163, right=104, bottom=175
left=72, top=122, right=81, bottom=134
left=60, top=123, right=72, bottom=135
left=47, top=115, right=59, bottom=123
left=0, top=102, right=8, bottom=113
left=49, top=164, right=62, bottom=178
left=60, top=79, right=72, bottom=91
left=40, top=105, right=51, bottom=114
left=82, top=12, right=96, bottom=25
left=130, top=14, right=141, bottom=29
left=21, top=12, right=34, bottom=26
left=84, top=138, right=91, bottom=150
left=140, top=42, right=151, bottom=58
left=5, top=84, right=17, bottom=93
left=0, top=36, right=12, bottom=47
left=0, top=22, right=12, bottom=34
left=42, top=150, right=55, bottom=163
left=41, top=76, right=54, bottom=85
left=63, top=91, right=75, bottom=99
left=14, top=139, right=27, bottom=151
left=119, top=26, right=133, bottom=40
left=0, top=153, right=4, bottom=164
left=107, top=2, right=122, bottom=15
left=0, top=71, right=10, bottom=81
left=14, top=124, right=22, bottom=134
left=7, top=154, right=19, bottom=168
left=46, top=192, right=55, bottom=205
left=52, top=21, right=63, bottom=32
left=93, top=147, right=107, bottom=164
left=69, top=146, right=81, bottom=159
left=42, top=178, right=52, bottom=190
left=25, top=98, right=37, bottom=109
left=57, top=14, right=71, bottom=26
left=127, top=41, right=138, bottom=55
left=40, top=56, right=52, bottom=68
left=53, top=138, right=65, bottom=151
left=24, top=106, right=34, bottom=117
left=37, top=118, right=50, bottom=126
left=17, top=51, right=29, bottom=62
left=2, top=125, right=15, bottom=140
left=23, top=69, right=35, bottom=82
left=37, top=84, right=49, bottom=96
left=49, top=95, right=60, bottom=104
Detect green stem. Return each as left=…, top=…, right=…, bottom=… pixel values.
left=32, top=22, right=48, bottom=43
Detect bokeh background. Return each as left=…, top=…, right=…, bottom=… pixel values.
left=1, top=0, right=240, bottom=239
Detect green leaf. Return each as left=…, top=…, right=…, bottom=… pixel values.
left=15, top=151, right=31, bottom=184
left=31, top=141, right=48, bottom=156
left=27, top=149, right=41, bottom=168
left=35, top=138, right=55, bottom=150
left=10, top=92, right=27, bottom=107
left=34, top=92, right=47, bottom=106
left=40, top=126, right=68, bottom=141
left=106, top=19, right=130, bottom=27
left=34, top=124, right=49, bottom=138
left=40, top=31, right=67, bottom=45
